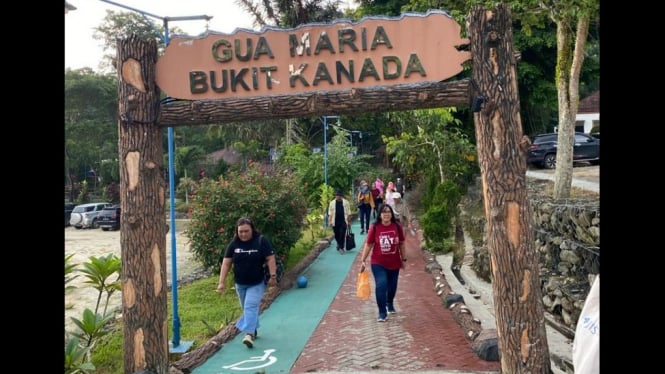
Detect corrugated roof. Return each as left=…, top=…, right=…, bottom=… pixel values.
left=578, top=91, right=599, bottom=114
left=205, top=149, right=242, bottom=165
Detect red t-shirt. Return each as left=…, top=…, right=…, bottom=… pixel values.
left=366, top=222, right=405, bottom=270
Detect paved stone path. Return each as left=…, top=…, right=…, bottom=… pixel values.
left=290, top=229, right=501, bottom=373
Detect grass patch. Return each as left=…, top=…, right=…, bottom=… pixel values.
left=89, top=226, right=329, bottom=373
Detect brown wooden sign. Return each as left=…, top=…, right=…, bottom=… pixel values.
left=155, top=10, right=469, bottom=100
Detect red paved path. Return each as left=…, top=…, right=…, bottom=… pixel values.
left=290, top=229, right=501, bottom=373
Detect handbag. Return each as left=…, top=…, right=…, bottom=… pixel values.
left=263, top=255, right=284, bottom=285
left=356, top=270, right=371, bottom=300
left=345, top=228, right=356, bottom=251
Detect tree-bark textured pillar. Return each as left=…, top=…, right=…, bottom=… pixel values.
left=117, top=34, right=169, bottom=374
left=468, top=5, right=552, bottom=373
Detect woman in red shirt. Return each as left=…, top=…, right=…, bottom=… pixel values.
left=359, top=204, right=406, bottom=322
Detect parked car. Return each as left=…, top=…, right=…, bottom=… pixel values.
left=527, top=132, right=600, bottom=169
left=65, top=202, right=76, bottom=227
left=69, top=202, right=111, bottom=229
left=98, top=205, right=121, bottom=231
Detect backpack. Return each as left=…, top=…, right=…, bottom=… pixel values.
left=358, top=191, right=371, bottom=206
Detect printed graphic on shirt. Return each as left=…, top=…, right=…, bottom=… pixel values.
left=378, top=229, right=399, bottom=254
left=234, top=248, right=259, bottom=254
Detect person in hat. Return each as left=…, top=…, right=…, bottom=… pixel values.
left=391, top=192, right=410, bottom=228
left=328, top=189, right=352, bottom=255
left=356, top=181, right=375, bottom=234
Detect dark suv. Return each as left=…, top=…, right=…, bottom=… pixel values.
left=527, top=132, right=600, bottom=169
left=98, top=205, right=121, bottom=231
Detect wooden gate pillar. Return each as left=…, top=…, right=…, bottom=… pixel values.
left=468, top=4, right=552, bottom=373
left=117, top=34, right=169, bottom=374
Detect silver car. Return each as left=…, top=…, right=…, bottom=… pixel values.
left=69, top=202, right=111, bottom=229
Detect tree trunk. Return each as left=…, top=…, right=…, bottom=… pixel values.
left=553, top=14, right=589, bottom=199
left=468, top=4, right=552, bottom=373
left=117, top=35, right=170, bottom=374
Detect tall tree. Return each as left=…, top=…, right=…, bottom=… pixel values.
left=382, top=108, right=474, bottom=184
left=469, top=4, right=552, bottom=372
left=544, top=0, right=599, bottom=198
left=65, top=68, right=119, bottom=197
left=93, top=10, right=185, bottom=72
left=236, top=0, right=344, bottom=28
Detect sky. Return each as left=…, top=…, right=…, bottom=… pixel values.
left=65, top=0, right=355, bottom=72
left=65, top=0, right=256, bottom=72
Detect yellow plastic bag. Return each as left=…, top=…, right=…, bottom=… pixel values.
left=356, top=270, right=371, bottom=300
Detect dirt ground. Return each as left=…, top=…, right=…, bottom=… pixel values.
left=530, top=163, right=599, bottom=183
left=64, top=220, right=200, bottom=333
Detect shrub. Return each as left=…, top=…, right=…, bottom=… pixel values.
left=186, top=162, right=308, bottom=271
left=420, top=180, right=462, bottom=252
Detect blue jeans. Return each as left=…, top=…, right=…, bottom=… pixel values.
left=234, top=281, right=266, bottom=334
left=371, top=264, right=400, bottom=318
left=359, top=204, right=372, bottom=231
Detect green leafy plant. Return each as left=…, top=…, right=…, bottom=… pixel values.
left=65, top=253, right=80, bottom=292
left=87, top=223, right=329, bottom=373
left=75, top=180, right=90, bottom=205
left=70, top=308, right=115, bottom=348
left=186, top=162, right=308, bottom=271
left=78, top=254, right=121, bottom=317
left=64, top=336, right=96, bottom=374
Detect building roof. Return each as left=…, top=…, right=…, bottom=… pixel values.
left=205, top=149, right=242, bottom=165
left=578, top=91, right=599, bottom=114
left=65, top=1, right=77, bottom=12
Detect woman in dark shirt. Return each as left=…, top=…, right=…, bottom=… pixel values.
left=217, top=217, right=277, bottom=348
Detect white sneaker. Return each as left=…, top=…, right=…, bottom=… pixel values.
left=243, top=333, right=254, bottom=348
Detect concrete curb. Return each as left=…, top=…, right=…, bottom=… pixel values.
left=436, top=252, right=572, bottom=374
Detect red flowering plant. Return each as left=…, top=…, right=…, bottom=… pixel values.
left=186, top=162, right=308, bottom=271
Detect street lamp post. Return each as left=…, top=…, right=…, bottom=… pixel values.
left=321, top=115, right=339, bottom=228
left=330, top=122, right=363, bottom=154
left=99, top=0, right=211, bottom=353
left=349, top=130, right=362, bottom=154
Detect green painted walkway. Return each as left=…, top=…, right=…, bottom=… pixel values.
left=192, top=221, right=365, bottom=374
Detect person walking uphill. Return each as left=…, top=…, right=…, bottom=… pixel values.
left=370, top=181, right=383, bottom=219
left=217, top=217, right=278, bottom=348
left=359, top=204, right=406, bottom=322
left=328, top=189, right=352, bottom=255
left=356, top=181, right=375, bottom=234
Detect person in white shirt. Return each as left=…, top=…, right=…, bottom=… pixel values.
left=391, top=193, right=410, bottom=228
left=328, top=189, right=352, bottom=254
left=572, top=274, right=599, bottom=374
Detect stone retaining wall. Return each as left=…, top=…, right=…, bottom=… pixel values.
left=464, top=178, right=600, bottom=331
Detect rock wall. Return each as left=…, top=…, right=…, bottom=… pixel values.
left=463, top=178, right=600, bottom=331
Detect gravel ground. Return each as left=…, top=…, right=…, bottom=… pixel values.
left=64, top=220, right=203, bottom=333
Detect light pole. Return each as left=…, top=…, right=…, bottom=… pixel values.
left=99, top=0, right=211, bottom=353
left=329, top=122, right=362, bottom=154
left=321, top=115, right=339, bottom=227
left=349, top=130, right=362, bottom=154
left=333, top=125, right=362, bottom=195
